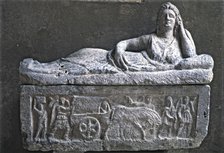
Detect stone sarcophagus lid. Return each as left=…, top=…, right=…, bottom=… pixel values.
left=20, top=2, right=214, bottom=153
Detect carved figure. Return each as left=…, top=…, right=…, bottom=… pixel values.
left=50, top=97, right=71, bottom=140
left=20, top=2, right=213, bottom=77
left=177, top=96, right=195, bottom=138
left=99, top=100, right=111, bottom=114
left=158, top=96, right=177, bottom=138
left=106, top=105, right=161, bottom=140
left=145, top=96, right=156, bottom=110
left=109, top=2, right=213, bottom=71
left=33, top=96, right=48, bottom=141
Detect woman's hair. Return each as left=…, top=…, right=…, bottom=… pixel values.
left=156, top=2, right=180, bottom=36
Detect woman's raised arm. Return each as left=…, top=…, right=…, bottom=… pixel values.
left=178, top=16, right=196, bottom=58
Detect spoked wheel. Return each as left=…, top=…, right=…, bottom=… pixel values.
left=79, top=116, right=101, bottom=140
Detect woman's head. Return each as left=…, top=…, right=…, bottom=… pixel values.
left=183, top=96, right=190, bottom=104
left=165, top=96, right=174, bottom=107
left=156, top=2, right=180, bottom=35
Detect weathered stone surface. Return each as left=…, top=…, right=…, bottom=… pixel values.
left=19, top=2, right=214, bottom=86
left=18, top=2, right=214, bottom=153
left=20, top=68, right=213, bottom=85
left=20, top=85, right=210, bottom=152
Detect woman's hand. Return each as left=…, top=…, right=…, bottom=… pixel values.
left=113, top=42, right=129, bottom=71
left=177, top=15, right=184, bottom=31
left=112, top=36, right=147, bottom=71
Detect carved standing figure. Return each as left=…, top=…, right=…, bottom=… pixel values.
left=158, top=96, right=177, bottom=138
left=99, top=100, right=111, bottom=114
left=20, top=2, right=213, bottom=76
left=50, top=97, right=71, bottom=140
left=33, top=96, right=48, bottom=141
left=177, top=96, right=195, bottom=138
left=145, top=96, right=155, bottom=110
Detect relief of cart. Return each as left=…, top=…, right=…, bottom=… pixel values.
left=70, top=101, right=112, bottom=141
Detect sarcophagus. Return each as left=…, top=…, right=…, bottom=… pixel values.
left=20, top=2, right=214, bottom=153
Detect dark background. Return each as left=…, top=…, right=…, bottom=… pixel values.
left=1, top=0, right=224, bottom=153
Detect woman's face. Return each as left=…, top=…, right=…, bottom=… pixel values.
left=158, top=9, right=176, bottom=31
left=183, top=96, right=189, bottom=104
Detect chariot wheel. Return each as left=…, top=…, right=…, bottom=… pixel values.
left=79, top=116, right=101, bottom=140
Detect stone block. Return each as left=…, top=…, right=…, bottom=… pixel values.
left=20, top=85, right=210, bottom=152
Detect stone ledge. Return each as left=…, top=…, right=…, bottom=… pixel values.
left=20, top=69, right=213, bottom=85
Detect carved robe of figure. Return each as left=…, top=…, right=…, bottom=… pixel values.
left=177, top=96, right=195, bottom=138
left=50, top=97, right=71, bottom=140
left=33, top=97, right=48, bottom=141
left=158, top=96, right=177, bottom=138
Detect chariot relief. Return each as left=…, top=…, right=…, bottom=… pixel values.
left=30, top=94, right=198, bottom=143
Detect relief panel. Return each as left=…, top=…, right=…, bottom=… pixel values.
left=20, top=85, right=210, bottom=151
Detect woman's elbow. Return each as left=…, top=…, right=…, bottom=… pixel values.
left=116, top=40, right=127, bottom=49
left=188, top=47, right=197, bottom=57
left=182, top=48, right=196, bottom=58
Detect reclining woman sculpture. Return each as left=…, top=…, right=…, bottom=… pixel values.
left=20, top=2, right=213, bottom=76
left=109, top=2, right=213, bottom=71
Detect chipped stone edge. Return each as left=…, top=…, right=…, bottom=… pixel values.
left=20, top=69, right=213, bottom=85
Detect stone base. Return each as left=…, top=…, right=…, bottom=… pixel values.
left=20, top=85, right=210, bottom=152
